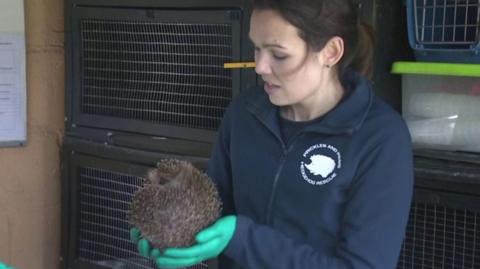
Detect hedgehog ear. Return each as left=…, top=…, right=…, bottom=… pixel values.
left=171, top=166, right=189, bottom=183
left=146, top=168, right=160, bottom=184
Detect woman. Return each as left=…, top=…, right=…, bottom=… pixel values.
left=132, top=0, right=414, bottom=268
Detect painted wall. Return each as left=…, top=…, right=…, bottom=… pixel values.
left=0, top=0, right=64, bottom=268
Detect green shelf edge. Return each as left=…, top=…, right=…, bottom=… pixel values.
left=391, top=61, right=480, bottom=77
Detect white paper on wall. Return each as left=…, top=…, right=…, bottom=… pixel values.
left=0, top=0, right=26, bottom=147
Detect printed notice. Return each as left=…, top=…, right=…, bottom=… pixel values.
left=0, top=0, right=26, bottom=147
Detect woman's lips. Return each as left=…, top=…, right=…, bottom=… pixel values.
left=264, top=82, right=280, bottom=94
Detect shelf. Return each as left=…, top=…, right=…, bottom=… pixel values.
left=391, top=61, right=480, bottom=77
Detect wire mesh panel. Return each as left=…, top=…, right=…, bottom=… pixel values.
left=69, top=7, right=244, bottom=142
left=75, top=166, right=209, bottom=269
left=412, top=0, right=480, bottom=48
left=77, top=166, right=152, bottom=268
left=80, top=19, right=233, bottom=130
left=397, top=197, right=480, bottom=268
left=81, top=20, right=232, bottom=129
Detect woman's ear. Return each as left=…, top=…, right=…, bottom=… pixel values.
left=319, top=36, right=344, bottom=68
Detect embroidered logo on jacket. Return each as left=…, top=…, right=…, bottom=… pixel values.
left=300, top=144, right=342, bottom=185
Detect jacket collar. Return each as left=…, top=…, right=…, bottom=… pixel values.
left=245, top=70, right=373, bottom=136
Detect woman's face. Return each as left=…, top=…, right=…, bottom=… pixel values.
left=249, top=9, right=329, bottom=108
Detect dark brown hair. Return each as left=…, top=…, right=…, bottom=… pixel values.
left=251, top=0, right=375, bottom=79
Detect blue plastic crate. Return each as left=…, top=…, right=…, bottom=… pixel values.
left=407, top=0, right=480, bottom=63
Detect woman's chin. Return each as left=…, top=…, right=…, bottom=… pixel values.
left=267, top=95, right=288, bottom=107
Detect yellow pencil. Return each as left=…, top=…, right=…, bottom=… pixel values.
left=223, top=62, right=256, bottom=69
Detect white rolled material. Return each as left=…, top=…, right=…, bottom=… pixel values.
left=407, top=117, right=455, bottom=146
left=407, top=117, right=480, bottom=149
left=407, top=92, right=480, bottom=118
left=453, top=118, right=480, bottom=146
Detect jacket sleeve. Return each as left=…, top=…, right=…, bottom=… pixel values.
left=206, top=105, right=236, bottom=216
left=221, top=123, right=414, bottom=269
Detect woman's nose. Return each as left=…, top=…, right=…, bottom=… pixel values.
left=254, top=52, right=271, bottom=75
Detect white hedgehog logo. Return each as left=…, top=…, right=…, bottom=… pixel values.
left=300, top=144, right=342, bottom=186
left=304, top=155, right=336, bottom=178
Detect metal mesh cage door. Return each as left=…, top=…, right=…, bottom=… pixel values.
left=70, top=7, right=242, bottom=142
left=65, top=147, right=213, bottom=269
left=397, top=188, right=480, bottom=269
left=412, top=0, right=480, bottom=49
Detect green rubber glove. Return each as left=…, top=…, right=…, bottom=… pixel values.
left=130, top=227, right=161, bottom=258
left=0, top=261, right=16, bottom=269
left=154, top=215, right=237, bottom=269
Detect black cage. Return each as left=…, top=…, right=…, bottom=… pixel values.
left=65, top=0, right=256, bottom=145
left=398, top=152, right=480, bottom=269
left=61, top=137, right=214, bottom=269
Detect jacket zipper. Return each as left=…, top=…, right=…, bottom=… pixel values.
left=265, top=150, right=286, bottom=225
left=265, top=137, right=300, bottom=225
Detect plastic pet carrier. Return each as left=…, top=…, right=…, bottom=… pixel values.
left=407, top=0, right=480, bottom=63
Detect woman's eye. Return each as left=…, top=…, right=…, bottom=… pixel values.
left=273, top=53, right=288, bottom=60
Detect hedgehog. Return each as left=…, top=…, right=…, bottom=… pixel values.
left=128, top=159, right=222, bottom=250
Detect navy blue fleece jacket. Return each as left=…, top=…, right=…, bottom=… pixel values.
left=206, top=71, right=414, bottom=269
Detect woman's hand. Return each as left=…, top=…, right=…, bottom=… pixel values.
left=130, top=215, right=237, bottom=269
left=155, top=215, right=236, bottom=268
left=130, top=227, right=157, bottom=258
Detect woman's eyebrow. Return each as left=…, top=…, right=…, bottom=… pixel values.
left=248, top=36, right=287, bottom=49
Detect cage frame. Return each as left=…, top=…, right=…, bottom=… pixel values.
left=65, top=0, right=257, bottom=146
left=406, top=0, right=480, bottom=62
left=61, top=136, right=214, bottom=269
